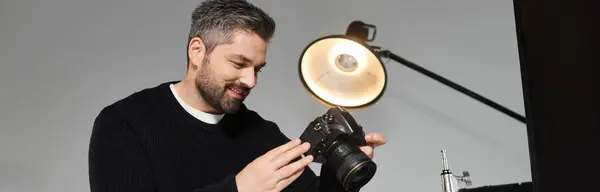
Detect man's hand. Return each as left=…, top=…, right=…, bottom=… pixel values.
left=359, top=133, right=387, bottom=159
left=236, top=139, right=314, bottom=192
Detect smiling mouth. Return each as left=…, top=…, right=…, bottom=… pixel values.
left=229, top=87, right=248, bottom=98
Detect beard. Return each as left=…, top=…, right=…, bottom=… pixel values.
left=194, top=57, right=250, bottom=114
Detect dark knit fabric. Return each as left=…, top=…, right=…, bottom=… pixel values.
left=88, top=81, right=348, bottom=192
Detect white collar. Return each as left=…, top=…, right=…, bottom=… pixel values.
left=169, top=84, right=224, bottom=124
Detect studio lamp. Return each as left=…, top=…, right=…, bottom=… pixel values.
left=298, top=20, right=526, bottom=123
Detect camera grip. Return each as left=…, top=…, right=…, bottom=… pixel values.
left=299, top=120, right=328, bottom=163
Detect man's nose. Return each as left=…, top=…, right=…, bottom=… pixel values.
left=239, top=68, right=257, bottom=89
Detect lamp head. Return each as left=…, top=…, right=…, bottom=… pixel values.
left=298, top=21, right=387, bottom=109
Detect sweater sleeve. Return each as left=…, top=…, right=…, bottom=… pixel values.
left=265, top=121, right=352, bottom=192
left=88, top=106, right=157, bottom=192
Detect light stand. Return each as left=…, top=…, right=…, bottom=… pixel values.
left=375, top=50, right=526, bottom=123
left=351, top=20, right=526, bottom=124
left=441, top=150, right=472, bottom=192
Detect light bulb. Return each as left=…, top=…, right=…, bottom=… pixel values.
left=335, top=54, right=358, bottom=72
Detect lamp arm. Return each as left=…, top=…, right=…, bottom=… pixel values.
left=376, top=49, right=526, bottom=124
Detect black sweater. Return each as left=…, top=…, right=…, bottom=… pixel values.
left=88, top=81, right=348, bottom=192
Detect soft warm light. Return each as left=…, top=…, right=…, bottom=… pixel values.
left=327, top=40, right=369, bottom=75
left=300, top=37, right=386, bottom=108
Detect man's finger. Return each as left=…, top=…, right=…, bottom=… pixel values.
left=275, top=167, right=305, bottom=191
left=360, top=146, right=374, bottom=159
left=365, top=133, right=387, bottom=147
left=272, top=142, right=310, bottom=169
left=274, top=155, right=313, bottom=181
left=264, top=139, right=302, bottom=160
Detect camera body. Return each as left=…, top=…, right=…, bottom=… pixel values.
left=299, top=106, right=377, bottom=191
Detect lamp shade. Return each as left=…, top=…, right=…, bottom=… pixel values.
left=299, top=35, right=387, bottom=108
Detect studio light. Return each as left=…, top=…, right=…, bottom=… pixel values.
left=298, top=21, right=387, bottom=109
left=298, top=21, right=526, bottom=123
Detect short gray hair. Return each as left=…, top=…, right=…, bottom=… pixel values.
left=187, top=0, right=276, bottom=68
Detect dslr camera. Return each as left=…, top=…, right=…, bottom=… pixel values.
left=299, top=106, right=377, bottom=191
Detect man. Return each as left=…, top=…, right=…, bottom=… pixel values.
left=88, top=0, right=387, bottom=192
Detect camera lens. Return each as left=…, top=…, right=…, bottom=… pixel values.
left=344, top=158, right=376, bottom=191
left=351, top=164, right=368, bottom=181
left=327, top=142, right=377, bottom=191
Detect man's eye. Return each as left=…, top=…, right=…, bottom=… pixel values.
left=233, top=62, right=244, bottom=68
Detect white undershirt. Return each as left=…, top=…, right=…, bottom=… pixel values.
left=170, top=84, right=224, bottom=124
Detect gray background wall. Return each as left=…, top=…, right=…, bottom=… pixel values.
left=0, top=0, right=531, bottom=191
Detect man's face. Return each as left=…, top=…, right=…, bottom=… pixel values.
left=192, top=31, right=268, bottom=114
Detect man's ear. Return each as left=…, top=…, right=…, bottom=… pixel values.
left=188, top=37, right=206, bottom=71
